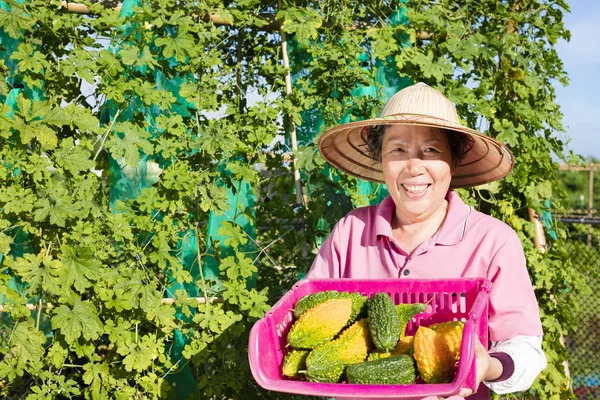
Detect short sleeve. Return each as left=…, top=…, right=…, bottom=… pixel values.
left=486, top=231, right=543, bottom=341
left=305, top=221, right=343, bottom=279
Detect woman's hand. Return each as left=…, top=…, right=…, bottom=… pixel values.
left=424, top=338, right=504, bottom=399
left=456, top=338, right=503, bottom=397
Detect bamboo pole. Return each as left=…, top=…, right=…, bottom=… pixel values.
left=278, top=0, right=309, bottom=262
left=279, top=31, right=306, bottom=209
left=60, top=1, right=122, bottom=13
left=528, top=207, right=572, bottom=385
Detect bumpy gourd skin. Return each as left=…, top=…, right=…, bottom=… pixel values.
left=305, top=318, right=370, bottom=383
left=287, top=298, right=353, bottom=349
left=282, top=349, right=309, bottom=377
left=413, top=326, right=454, bottom=383
left=368, top=293, right=401, bottom=352
left=293, top=291, right=368, bottom=326
left=346, top=354, right=417, bottom=384
left=430, top=321, right=464, bottom=361
left=396, top=303, right=427, bottom=338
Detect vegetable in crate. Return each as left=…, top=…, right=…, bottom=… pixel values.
left=282, top=349, right=309, bottom=378
left=368, top=292, right=401, bottom=352
left=287, top=298, right=352, bottom=349
left=293, top=290, right=368, bottom=326
left=413, top=325, right=454, bottom=384
left=346, top=354, right=416, bottom=385
left=396, top=303, right=427, bottom=338
left=430, top=321, right=464, bottom=361
left=367, top=335, right=415, bottom=361
left=393, top=335, right=414, bottom=355
left=366, top=351, right=391, bottom=361
left=305, top=318, right=370, bottom=383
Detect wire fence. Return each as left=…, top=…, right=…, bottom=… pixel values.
left=562, top=223, right=600, bottom=400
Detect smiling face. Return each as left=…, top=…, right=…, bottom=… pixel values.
left=381, top=125, right=454, bottom=225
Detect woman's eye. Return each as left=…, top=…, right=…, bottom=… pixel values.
left=424, top=147, right=439, bottom=153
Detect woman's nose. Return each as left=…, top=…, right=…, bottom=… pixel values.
left=406, top=156, right=425, bottom=175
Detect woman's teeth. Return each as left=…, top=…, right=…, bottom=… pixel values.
left=403, top=184, right=429, bottom=194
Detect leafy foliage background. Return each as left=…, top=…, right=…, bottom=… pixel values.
left=0, top=0, right=585, bottom=399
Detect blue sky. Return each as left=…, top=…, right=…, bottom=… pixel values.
left=554, top=0, right=600, bottom=160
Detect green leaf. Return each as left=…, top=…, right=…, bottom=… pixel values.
left=51, top=300, right=103, bottom=344
left=7, top=319, right=46, bottom=369
left=493, top=118, right=519, bottom=147
left=217, top=222, right=248, bottom=249
left=33, top=196, right=72, bottom=227
left=279, top=7, right=322, bottom=45
left=120, top=44, right=159, bottom=70
left=113, top=269, right=160, bottom=311
left=155, top=28, right=197, bottom=63
left=120, top=334, right=162, bottom=372
left=46, top=343, right=69, bottom=369
left=296, top=146, right=325, bottom=172
left=10, top=253, right=61, bottom=294
left=0, top=232, right=14, bottom=255
left=63, top=104, right=100, bottom=134
left=412, top=51, right=453, bottom=81
left=0, top=6, right=34, bottom=39
left=0, top=186, right=36, bottom=215
left=192, top=304, right=242, bottom=334
left=54, top=137, right=95, bottom=174
left=82, top=362, right=110, bottom=397
left=148, top=233, right=178, bottom=269
left=105, top=121, right=153, bottom=167
left=61, top=246, right=104, bottom=293
left=220, top=255, right=256, bottom=280
left=12, top=44, right=48, bottom=73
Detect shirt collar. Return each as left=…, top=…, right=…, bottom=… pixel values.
left=434, top=189, right=471, bottom=246
left=374, top=195, right=396, bottom=238
left=374, top=190, right=471, bottom=246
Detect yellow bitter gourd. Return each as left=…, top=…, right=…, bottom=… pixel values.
left=282, top=349, right=310, bottom=377
left=413, top=326, right=454, bottom=384
left=367, top=351, right=392, bottom=361
left=305, top=318, right=371, bottom=383
left=293, top=291, right=368, bottom=326
left=430, top=321, right=464, bottom=361
left=392, top=335, right=414, bottom=355
left=287, top=298, right=353, bottom=349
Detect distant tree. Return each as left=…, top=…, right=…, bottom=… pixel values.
left=558, top=157, right=600, bottom=212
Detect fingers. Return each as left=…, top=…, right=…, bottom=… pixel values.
left=458, top=388, right=474, bottom=397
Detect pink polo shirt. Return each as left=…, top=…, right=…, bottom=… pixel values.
left=306, top=190, right=543, bottom=341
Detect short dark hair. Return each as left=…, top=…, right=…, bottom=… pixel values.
left=365, top=125, right=472, bottom=166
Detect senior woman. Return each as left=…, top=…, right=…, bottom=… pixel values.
left=306, top=83, right=547, bottom=399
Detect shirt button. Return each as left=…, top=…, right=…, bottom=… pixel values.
left=403, top=269, right=410, bottom=276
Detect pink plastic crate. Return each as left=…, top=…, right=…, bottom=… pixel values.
left=249, top=278, right=492, bottom=399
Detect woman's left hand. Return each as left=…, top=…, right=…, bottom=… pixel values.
left=456, top=338, right=501, bottom=397
left=424, top=338, right=503, bottom=399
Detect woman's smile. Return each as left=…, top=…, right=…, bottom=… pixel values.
left=401, top=183, right=430, bottom=195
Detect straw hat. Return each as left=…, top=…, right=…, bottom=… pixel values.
left=318, top=82, right=514, bottom=188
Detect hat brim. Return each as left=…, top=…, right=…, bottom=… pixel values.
left=318, top=114, right=514, bottom=188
